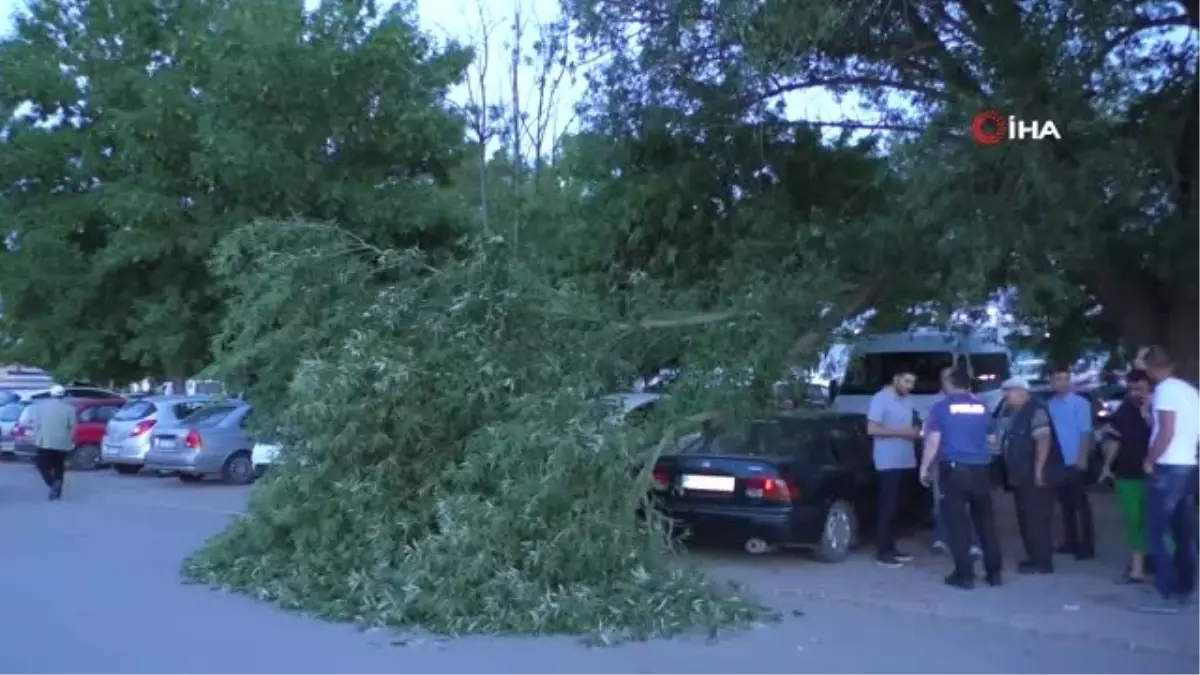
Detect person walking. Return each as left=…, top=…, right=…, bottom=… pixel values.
left=1046, top=365, right=1096, bottom=559
left=919, top=367, right=1003, bottom=589
left=1098, top=369, right=1154, bottom=584
left=866, top=365, right=922, bottom=568
left=29, top=385, right=77, bottom=501
left=994, top=377, right=1062, bottom=575
left=1133, top=346, right=1199, bottom=613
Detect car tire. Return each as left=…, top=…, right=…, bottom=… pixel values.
left=222, top=451, right=254, bottom=485
left=0, top=451, right=15, bottom=462
left=814, top=500, right=857, bottom=563
left=113, top=464, right=141, bottom=475
left=178, top=473, right=204, bottom=483
left=68, top=444, right=102, bottom=471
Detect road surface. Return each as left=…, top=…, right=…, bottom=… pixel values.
left=1, top=463, right=1195, bottom=673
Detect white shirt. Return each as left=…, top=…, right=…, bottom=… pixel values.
left=1150, top=377, right=1200, bottom=466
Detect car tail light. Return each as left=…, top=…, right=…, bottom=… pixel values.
left=651, top=465, right=671, bottom=491
left=130, top=419, right=157, bottom=437
left=745, top=476, right=797, bottom=503
left=184, top=429, right=202, bottom=451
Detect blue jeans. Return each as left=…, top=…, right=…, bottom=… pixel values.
left=933, top=471, right=979, bottom=546
left=1146, top=465, right=1199, bottom=599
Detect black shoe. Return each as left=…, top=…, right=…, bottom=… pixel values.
left=1017, top=560, right=1054, bottom=575
left=876, top=553, right=904, bottom=568
left=1074, top=550, right=1096, bottom=561
left=49, top=479, right=63, bottom=501
left=889, top=549, right=914, bottom=563
left=944, top=574, right=975, bottom=590
left=985, top=571, right=1004, bottom=587
left=1055, top=544, right=1077, bottom=555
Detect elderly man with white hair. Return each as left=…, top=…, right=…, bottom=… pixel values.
left=29, top=385, right=77, bottom=500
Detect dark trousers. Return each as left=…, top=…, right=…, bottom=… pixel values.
left=938, top=461, right=1002, bottom=579
left=875, top=468, right=907, bottom=555
left=1056, top=468, right=1095, bottom=554
left=1146, top=465, right=1199, bottom=599
left=1013, top=485, right=1054, bottom=569
left=34, top=449, right=67, bottom=488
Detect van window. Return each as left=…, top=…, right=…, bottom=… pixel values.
left=841, top=352, right=954, bottom=396
left=970, top=354, right=1010, bottom=392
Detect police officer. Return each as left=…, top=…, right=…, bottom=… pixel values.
left=993, top=377, right=1062, bottom=574
left=919, top=367, right=1003, bottom=588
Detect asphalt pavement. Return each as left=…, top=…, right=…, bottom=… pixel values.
left=0, top=463, right=1196, bottom=674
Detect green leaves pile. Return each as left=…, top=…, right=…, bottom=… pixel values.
left=183, top=221, right=767, bottom=638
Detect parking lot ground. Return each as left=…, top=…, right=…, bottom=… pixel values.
left=1, top=463, right=1196, bottom=674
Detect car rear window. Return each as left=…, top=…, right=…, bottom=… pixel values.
left=0, top=402, right=21, bottom=422
left=113, top=401, right=157, bottom=421
left=184, top=405, right=237, bottom=427
left=171, top=402, right=208, bottom=419
left=17, top=404, right=34, bottom=422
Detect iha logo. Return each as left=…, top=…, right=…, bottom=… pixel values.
left=971, top=110, right=1061, bottom=145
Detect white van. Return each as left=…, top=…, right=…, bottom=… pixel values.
left=832, top=328, right=1011, bottom=420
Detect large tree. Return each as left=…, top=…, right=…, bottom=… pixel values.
left=0, top=0, right=470, bottom=383
left=564, top=0, right=1199, bottom=375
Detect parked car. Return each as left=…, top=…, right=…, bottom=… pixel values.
left=251, top=440, right=280, bottom=478
left=646, top=411, right=929, bottom=562
left=0, top=400, right=23, bottom=459
left=27, top=385, right=123, bottom=401
left=143, top=401, right=257, bottom=484
left=101, top=395, right=216, bottom=475
left=11, top=396, right=127, bottom=469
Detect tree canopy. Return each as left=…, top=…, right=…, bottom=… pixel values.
left=0, top=0, right=1195, bottom=639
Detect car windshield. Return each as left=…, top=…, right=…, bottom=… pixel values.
left=0, top=402, right=21, bottom=422
left=841, top=352, right=955, bottom=396
left=113, top=401, right=156, bottom=421
left=184, top=405, right=236, bottom=427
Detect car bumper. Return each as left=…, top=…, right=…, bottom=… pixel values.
left=101, top=441, right=151, bottom=465
left=662, top=504, right=825, bottom=548
left=143, top=450, right=223, bottom=474
left=11, top=442, right=37, bottom=457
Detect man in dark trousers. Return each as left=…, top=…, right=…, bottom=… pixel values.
left=866, top=365, right=921, bottom=568
left=29, top=385, right=77, bottom=500
left=1047, top=365, right=1096, bottom=559
left=993, top=377, right=1063, bottom=574
left=1097, top=369, right=1153, bottom=584
left=919, top=367, right=1003, bottom=589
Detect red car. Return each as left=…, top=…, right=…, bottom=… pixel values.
left=12, top=396, right=126, bottom=470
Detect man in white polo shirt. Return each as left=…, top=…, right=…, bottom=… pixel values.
left=1134, top=345, right=1199, bottom=613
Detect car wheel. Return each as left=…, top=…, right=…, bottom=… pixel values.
left=222, top=451, right=254, bottom=485
left=178, top=473, right=204, bottom=483
left=0, top=451, right=15, bottom=462
left=814, top=500, right=857, bottom=563
left=68, top=444, right=102, bottom=471
left=113, top=464, right=141, bottom=475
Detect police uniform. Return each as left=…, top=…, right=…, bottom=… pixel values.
left=926, top=389, right=1003, bottom=587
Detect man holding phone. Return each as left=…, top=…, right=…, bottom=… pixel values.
left=867, top=365, right=921, bottom=568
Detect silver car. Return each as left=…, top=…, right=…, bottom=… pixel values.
left=143, top=401, right=257, bottom=484
left=0, top=400, right=23, bottom=458
left=101, top=395, right=215, bottom=475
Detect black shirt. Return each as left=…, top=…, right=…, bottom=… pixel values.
left=1108, top=400, right=1151, bottom=479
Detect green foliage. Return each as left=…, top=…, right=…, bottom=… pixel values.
left=183, top=220, right=799, bottom=638
left=0, top=0, right=470, bottom=381
left=563, top=0, right=1199, bottom=369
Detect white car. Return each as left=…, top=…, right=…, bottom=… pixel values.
left=251, top=442, right=280, bottom=477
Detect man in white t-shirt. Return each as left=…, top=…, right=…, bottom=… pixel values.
left=1134, top=345, right=1199, bottom=613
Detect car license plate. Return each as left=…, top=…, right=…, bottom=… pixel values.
left=156, top=438, right=177, bottom=450
left=681, top=474, right=735, bottom=492
left=105, top=443, right=122, bottom=455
